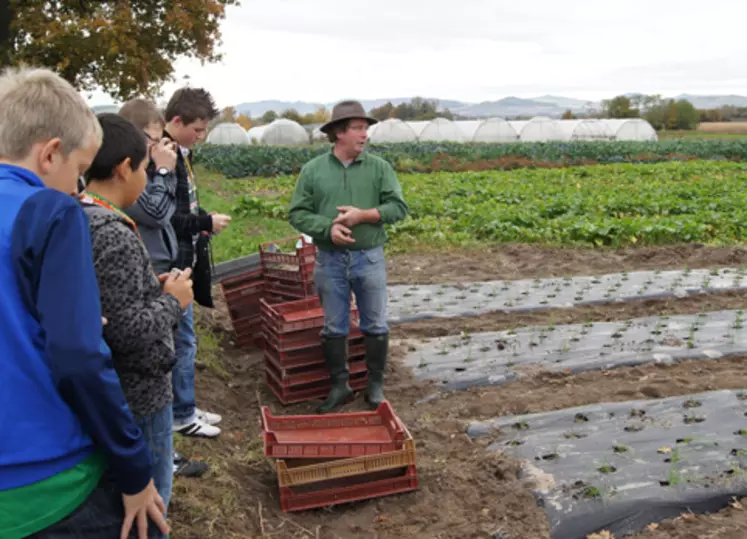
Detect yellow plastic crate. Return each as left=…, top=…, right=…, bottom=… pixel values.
left=276, top=424, right=416, bottom=487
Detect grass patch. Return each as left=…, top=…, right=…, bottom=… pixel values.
left=196, top=167, right=295, bottom=263
left=194, top=307, right=227, bottom=377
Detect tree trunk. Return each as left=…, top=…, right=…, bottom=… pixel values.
left=0, top=0, right=12, bottom=67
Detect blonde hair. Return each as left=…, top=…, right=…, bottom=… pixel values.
left=0, top=67, right=102, bottom=160
left=119, top=98, right=165, bottom=130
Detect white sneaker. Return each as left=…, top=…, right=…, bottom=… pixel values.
left=196, top=408, right=222, bottom=426
left=174, top=418, right=221, bottom=438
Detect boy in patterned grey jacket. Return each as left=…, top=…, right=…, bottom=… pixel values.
left=81, top=113, right=194, bottom=514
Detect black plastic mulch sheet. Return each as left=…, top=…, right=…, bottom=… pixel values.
left=467, top=389, right=747, bottom=539
left=405, top=309, right=747, bottom=389
left=388, top=267, right=746, bottom=323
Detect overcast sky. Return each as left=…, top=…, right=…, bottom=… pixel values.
left=88, top=0, right=747, bottom=107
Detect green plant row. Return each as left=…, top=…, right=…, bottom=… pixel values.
left=194, top=140, right=747, bottom=179
left=228, top=160, right=747, bottom=250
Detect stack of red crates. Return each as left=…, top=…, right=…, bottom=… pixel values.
left=261, top=296, right=366, bottom=405
left=221, top=235, right=367, bottom=405
left=220, top=268, right=265, bottom=348
left=220, top=236, right=316, bottom=348
left=260, top=236, right=316, bottom=300
left=260, top=402, right=418, bottom=512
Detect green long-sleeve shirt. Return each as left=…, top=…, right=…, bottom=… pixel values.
left=289, top=151, right=408, bottom=251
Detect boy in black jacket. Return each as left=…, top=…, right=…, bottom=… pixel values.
left=82, top=113, right=195, bottom=512
left=162, top=88, right=230, bottom=438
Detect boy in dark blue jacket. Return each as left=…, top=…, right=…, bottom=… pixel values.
left=0, top=67, right=169, bottom=538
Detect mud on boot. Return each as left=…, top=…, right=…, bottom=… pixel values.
left=316, top=336, right=353, bottom=414
left=364, top=333, right=389, bottom=410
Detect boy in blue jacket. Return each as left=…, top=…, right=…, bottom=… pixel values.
left=0, top=67, right=169, bottom=538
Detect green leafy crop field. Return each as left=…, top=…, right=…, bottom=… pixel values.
left=194, top=140, right=747, bottom=179
left=199, top=160, right=747, bottom=263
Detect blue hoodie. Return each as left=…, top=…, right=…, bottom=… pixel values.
left=0, top=164, right=151, bottom=495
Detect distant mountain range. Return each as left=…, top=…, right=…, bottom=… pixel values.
left=94, top=94, right=747, bottom=120
left=232, top=97, right=469, bottom=117
left=674, top=94, right=747, bottom=109
left=450, top=96, right=601, bottom=118
left=233, top=94, right=747, bottom=119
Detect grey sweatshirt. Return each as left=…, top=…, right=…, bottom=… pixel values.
left=124, top=166, right=179, bottom=274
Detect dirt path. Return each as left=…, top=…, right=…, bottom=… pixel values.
left=387, top=244, right=747, bottom=284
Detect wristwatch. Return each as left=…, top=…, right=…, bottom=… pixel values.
left=157, top=167, right=170, bottom=176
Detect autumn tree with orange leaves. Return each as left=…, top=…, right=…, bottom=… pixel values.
left=0, top=0, right=238, bottom=101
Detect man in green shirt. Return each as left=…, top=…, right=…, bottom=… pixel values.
left=289, top=101, right=408, bottom=413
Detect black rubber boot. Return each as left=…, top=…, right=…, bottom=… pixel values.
left=316, top=336, right=353, bottom=413
left=364, top=333, right=389, bottom=410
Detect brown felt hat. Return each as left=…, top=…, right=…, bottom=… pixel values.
left=320, top=100, right=378, bottom=134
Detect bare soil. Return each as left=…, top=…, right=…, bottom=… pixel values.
left=172, top=248, right=747, bottom=539
left=629, top=499, right=747, bottom=538
left=698, top=122, right=747, bottom=134
left=387, top=244, right=747, bottom=284
left=171, top=321, right=747, bottom=539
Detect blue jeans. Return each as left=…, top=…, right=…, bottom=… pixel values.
left=133, top=405, right=173, bottom=512
left=172, top=304, right=197, bottom=426
left=314, top=246, right=388, bottom=338
left=29, top=470, right=166, bottom=538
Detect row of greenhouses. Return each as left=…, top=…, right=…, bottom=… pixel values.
left=205, top=117, right=658, bottom=146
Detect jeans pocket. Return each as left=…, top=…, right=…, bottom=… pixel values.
left=315, top=249, right=329, bottom=269
left=363, top=246, right=385, bottom=264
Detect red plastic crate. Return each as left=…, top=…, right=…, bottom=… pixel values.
left=265, top=280, right=316, bottom=299
left=264, top=337, right=365, bottom=368
left=260, top=311, right=360, bottom=340
left=279, top=465, right=418, bottom=512
left=220, top=267, right=263, bottom=292
left=260, top=297, right=322, bottom=332
left=276, top=424, right=416, bottom=488
left=260, top=236, right=316, bottom=268
left=261, top=402, right=405, bottom=458
left=263, top=325, right=363, bottom=353
left=265, top=356, right=366, bottom=389
left=227, top=297, right=264, bottom=322
left=260, top=297, right=359, bottom=334
left=265, top=370, right=368, bottom=405
left=231, top=293, right=302, bottom=349
left=225, top=283, right=264, bottom=302
left=221, top=269, right=265, bottom=323
left=233, top=314, right=262, bottom=334
left=263, top=264, right=314, bottom=283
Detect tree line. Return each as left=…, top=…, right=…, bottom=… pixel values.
left=209, top=106, right=333, bottom=130
left=593, top=95, right=700, bottom=131
left=368, top=98, right=457, bottom=121
left=578, top=94, right=747, bottom=131
left=215, top=97, right=454, bottom=130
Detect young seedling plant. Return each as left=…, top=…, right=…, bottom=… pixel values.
left=733, top=310, right=744, bottom=330
left=613, top=443, right=631, bottom=455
